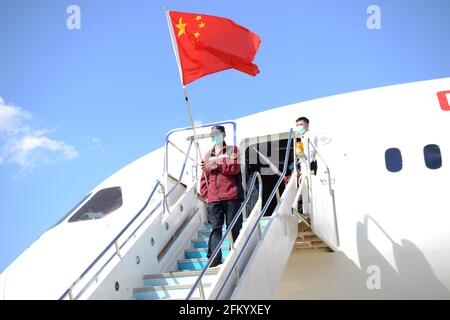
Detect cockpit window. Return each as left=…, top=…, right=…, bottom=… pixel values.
left=68, top=186, right=123, bottom=222
left=385, top=148, right=402, bottom=172
left=424, top=144, right=442, bottom=170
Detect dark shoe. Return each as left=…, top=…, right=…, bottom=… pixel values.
left=209, top=260, right=222, bottom=268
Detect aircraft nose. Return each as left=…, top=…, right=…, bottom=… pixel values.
left=0, top=268, right=9, bottom=300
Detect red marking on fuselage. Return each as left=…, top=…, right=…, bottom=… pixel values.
left=437, top=91, right=450, bottom=111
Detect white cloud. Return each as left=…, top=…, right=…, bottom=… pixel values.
left=0, top=97, right=32, bottom=134
left=0, top=97, right=79, bottom=172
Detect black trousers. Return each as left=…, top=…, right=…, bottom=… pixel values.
left=206, top=199, right=243, bottom=267
left=310, top=160, right=318, bottom=176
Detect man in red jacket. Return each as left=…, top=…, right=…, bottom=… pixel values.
left=200, top=126, right=244, bottom=267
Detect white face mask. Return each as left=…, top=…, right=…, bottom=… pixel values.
left=297, top=125, right=306, bottom=135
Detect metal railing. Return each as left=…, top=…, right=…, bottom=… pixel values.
left=60, top=122, right=239, bottom=300
left=186, top=128, right=294, bottom=300
left=164, top=120, right=237, bottom=146
left=60, top=140, right=198, bottom=300
left=59, top=179, right=166, bottom=300
left=165, top=139, right=194, bottom=199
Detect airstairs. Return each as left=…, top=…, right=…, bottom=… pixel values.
left=58, top=124, right=339, bottom=300
left=293, top=223, right=332, bottom=253
left=133, top=218, right=270, bottom=300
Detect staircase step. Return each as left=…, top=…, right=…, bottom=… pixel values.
left=198, top=230, right=227, bottom=238
left=143, top=268, right=219, bottom=287
left=178, top=258, right=220, bottom=271
left=134, top=283, right=212, bottom=300
left=185, top=247, right=230, bottom=259
left=203, top=223, right=225, bottom=230
left=203, top=217, right=270, bottom=230
left=294, top=241, right=312, bottom=248
left=293, top=247, right=332, bottom=253
left=310, top=242, right=331, bottom=248
left=298, top=223, right=311, bottom=232
left=298, top=231, right=315, bottom=236
left=294, top=234, right=332, bottom=251
left=298, top=235, right=321, bottom=242
left=133, top=217, right=273, bottom=300
left=191, top=239, right=230, bottom=249
left=197, top=233, right=230, bottom=241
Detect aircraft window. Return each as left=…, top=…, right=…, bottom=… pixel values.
left=385, top=148, right=402, bottom=172
left=68, top=186, right=123, bottom=222
left=424, top=144, right=442, bottom=170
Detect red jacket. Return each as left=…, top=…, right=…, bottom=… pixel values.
left=200, top=144, right=244, bottom=203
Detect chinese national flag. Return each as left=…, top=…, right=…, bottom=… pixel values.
left=168, top=11, right=261, bottom=86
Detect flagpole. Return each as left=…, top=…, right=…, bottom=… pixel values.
left=164, top=7, right=183, bottom=85
left=164, top=7, right=208, bottom=188
left=182, top=87, right=202, bottom=155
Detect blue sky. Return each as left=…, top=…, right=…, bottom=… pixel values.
left=0, top=0, right=449, bottom=272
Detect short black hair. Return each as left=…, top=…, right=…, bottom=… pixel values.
left=211, top=125, right=225, bottom=133
left=296, top=117, right=309, bottom=124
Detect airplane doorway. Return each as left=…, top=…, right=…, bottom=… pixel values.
left=242, top=133, right=294, bottom=216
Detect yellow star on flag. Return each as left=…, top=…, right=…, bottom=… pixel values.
left=176, top=17, right=187, bottom=37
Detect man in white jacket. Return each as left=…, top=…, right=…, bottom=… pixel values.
left=296, top=116, right=318, bottom=175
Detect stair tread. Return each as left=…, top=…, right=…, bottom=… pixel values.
left=311, top=243, right=330, bottom=248
left=298, top=231, right=316, bottom=236
left=178, top=257, right=212, bottom=263
left=203, top=217, right=269, bottom=228
left=295, top=242, right=312, bottom=247
left=137, top=218, right=273, bottom=298
left=134, top=283, right=212, bottom=292
left=199, top=230, right=227, bottom=235
left=293, top=247, right=332, bottom=252
left=198, top=234, right=218, bottom=240
left=143, top=267, right=220, bottom=280
left=191, top=238, right=229, bottom=243
left=298, top=237, right=322, bottom=242
left=136, top=221, right=233, bottom=300
left=198, top=228, right=227, bottom=232
left=185, top=247, right=230, bottom=252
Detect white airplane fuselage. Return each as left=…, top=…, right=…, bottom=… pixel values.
left=1, top=77, right=449, bottom=299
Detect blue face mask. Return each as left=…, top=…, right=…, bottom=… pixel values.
left=211, top=135, right=223, bottom=145
left=297, top=125, right=306, bottom=135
